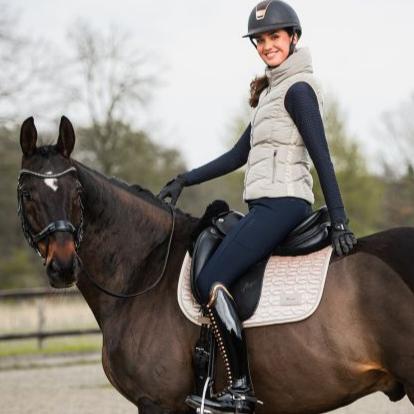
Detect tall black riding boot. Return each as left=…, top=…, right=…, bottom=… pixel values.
left=186, top=283, right=259, bottom=414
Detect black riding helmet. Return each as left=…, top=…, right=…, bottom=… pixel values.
left=243, top=0, right=302, bottom=55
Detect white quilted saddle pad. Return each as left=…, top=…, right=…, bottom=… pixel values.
left=177, top=245, right=333, bottom=328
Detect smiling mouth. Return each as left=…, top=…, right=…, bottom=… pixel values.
left=264, top=50, right=280, bottom=59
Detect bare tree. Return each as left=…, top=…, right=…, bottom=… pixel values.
left=67, top=22, right=156, bottom=125
left=65, top=21, right=161, bottom=174
left=0, top=3, right=62, bottom=127
left=0, top=6, right=25, bottom=101
left=379, top=93, right=414, bottom=176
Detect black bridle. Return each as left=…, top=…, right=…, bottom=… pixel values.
left=17, top=166, right=84, bottom=261
left=17, top=165, right=176, bottom=299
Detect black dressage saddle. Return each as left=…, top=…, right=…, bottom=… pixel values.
left=189, top=201, right=332, bottom=321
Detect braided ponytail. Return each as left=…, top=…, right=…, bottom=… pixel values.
left=249, top=75, right=269, bottom=108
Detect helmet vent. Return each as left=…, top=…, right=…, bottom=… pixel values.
left=256, top=1, right=271, bottom=20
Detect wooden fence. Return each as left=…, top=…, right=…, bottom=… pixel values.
left=0, top=287, right=100, bottom=349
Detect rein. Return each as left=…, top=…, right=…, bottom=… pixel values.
left=17, top=165, right=176, bottom=299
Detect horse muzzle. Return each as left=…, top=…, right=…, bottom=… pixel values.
left=46, top=240, right=79, bottom=288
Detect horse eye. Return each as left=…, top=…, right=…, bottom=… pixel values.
left=21, top=190, right=32, bottom=200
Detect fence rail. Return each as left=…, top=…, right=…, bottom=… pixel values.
left=0, top=287, right=81, bottom=299
left=0, top=329, right=100, bottom=341
left=0, top=287, right=100, bottom=348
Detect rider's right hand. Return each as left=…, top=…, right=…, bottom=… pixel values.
left=331, top=221, right=357, bottom=256
left=157, top=175, right=187, bottom=206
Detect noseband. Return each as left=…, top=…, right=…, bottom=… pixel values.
left=17, top=166, right=84, bottom=259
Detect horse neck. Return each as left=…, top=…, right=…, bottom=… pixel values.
left=73, top=161, right=197, bottom=327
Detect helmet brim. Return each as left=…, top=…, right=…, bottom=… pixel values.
left=242, top=24, right=301, bottom=38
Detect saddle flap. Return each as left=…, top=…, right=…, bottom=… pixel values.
left=190, top=227, right=223, bottom=304
left=230, top=259, right=267, bottom=321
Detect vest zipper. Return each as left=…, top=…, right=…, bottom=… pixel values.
left=244, top=106, right=261, bottom=198
left=272, top=150, right=277, bottom=183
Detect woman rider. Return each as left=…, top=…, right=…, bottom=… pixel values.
left=158, top=1, right=357, bottom=412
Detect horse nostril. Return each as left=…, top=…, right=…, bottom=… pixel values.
left=47, top=255, right=77, bottom=288
left=50, top=259, right=61, bottom=273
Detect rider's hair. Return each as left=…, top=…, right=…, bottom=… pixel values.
left=249, top=76, right=269, bottom=108
left=249, top=27, right=296, bottom=108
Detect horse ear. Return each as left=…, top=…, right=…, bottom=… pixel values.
left=57, top=116, right=75, bottom=158
left=20, top=117, right=38, bottom=157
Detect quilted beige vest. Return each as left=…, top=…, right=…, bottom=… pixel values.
left=243, top=47, right=323, bottom=204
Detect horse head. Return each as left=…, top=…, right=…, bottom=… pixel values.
left=18, top=116, right=83, bottom=288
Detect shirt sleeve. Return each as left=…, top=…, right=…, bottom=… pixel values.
left=181, top=124, right=251, bottom=186
left=284, top=82, right=347, bottom=224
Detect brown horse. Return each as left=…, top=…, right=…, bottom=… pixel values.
left=17, top=116, right=414, bottom=414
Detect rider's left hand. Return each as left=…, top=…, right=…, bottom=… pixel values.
left=331, top=221, right=357, bottom=256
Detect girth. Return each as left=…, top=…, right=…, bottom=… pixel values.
left=190, top=205, right=331, bottom=321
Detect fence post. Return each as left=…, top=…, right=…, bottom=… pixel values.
left=37, top=298, right=45, bottom=350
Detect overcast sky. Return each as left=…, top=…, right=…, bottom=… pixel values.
left=10, top=0, right=414, bottom=172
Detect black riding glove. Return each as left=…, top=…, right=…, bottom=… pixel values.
left=157, top=174, right=187, bottom=206
left=331, top=221, right=357, bottom=256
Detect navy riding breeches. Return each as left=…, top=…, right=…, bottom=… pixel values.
left=196, top=196, right=312, bottom=304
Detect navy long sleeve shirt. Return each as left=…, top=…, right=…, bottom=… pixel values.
left=182, top=82, right=346, bottom=224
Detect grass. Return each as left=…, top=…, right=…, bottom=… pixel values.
left=0, top=335, right=102, bottom=358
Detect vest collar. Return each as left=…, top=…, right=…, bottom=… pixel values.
left=265, top=47, right=313, bottom=88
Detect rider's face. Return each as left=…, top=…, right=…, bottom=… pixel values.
left=253, top=29, right=297, bottom=67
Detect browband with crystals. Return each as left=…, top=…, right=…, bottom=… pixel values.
left=18, top=166, right=77, bottom=180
